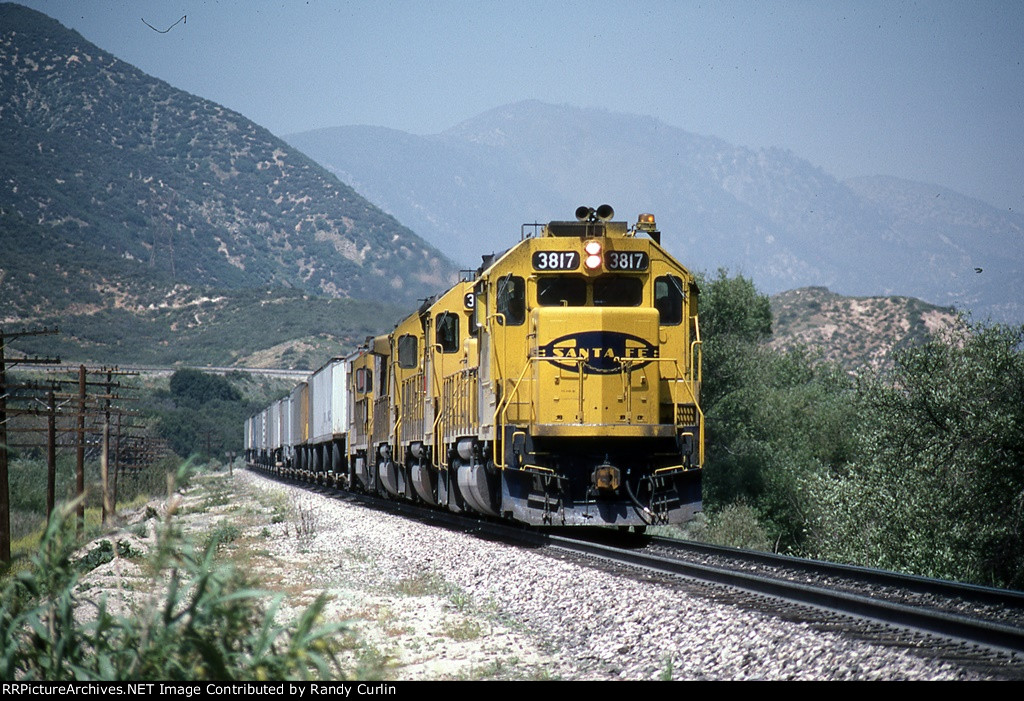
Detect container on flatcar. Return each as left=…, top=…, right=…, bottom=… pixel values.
left=309, top=359, right=334, bottom=446
left=306, top=357, right=348, bottom=478
left=243, top=415, right=253, bottom=463
left=253, top=407, right=268, bottom=468
left=281, top=394, right=294, bottom=468
left=289, top=381, right=308, bottom=470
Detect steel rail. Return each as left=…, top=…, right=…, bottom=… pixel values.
left=542, top=533, right=1024, bottom=656
left=647, top=536, right=1024, bottom=610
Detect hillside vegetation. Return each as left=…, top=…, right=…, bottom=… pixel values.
left=8, top=282, right=404, bottom=369
left=0, top=4, right=452, bottom=366
left=769, top=286, right=960, bottom=371
left=696, top=270, right=1024, bottom=589
left=0, top=4, right=453, bottom=306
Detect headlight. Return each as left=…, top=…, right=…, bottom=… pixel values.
left=584, top=240, right=602, bottom=269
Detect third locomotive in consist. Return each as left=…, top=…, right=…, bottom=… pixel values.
left=246, top=206, right=704, bottom=528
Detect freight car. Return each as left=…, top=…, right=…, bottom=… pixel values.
left=246, top=206, right=704, bottom=528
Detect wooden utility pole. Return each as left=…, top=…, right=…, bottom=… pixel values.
left=0, top=326, right=59, bottom=562
left=112, top=410, right=122, bottom=521
left=76, top=364, right=86, bottom=533
left=101, top=369, right=111, bottom=525
left=97, top=367, right=137, bottom=524
left=101, top=415, right=111, bottom=524
left=47, top=388, right=56, bottom=525
left=0, top=355, right=156, bottom=550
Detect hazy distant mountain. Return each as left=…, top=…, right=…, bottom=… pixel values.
left=286, top=100, right=1023, bottom=322
left=0, top=3, right=455, bottom=324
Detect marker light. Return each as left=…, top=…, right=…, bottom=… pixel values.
left=637, top=213, right=657, bottom=233
left=584, top=240, right=602, bottom=269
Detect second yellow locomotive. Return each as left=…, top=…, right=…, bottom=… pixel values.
left=249, top=206, right=704, bottom=528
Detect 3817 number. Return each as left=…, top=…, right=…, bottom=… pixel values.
left=604, top=251, right=649, bottom=270
left=532, top=251, right=580, bottom=270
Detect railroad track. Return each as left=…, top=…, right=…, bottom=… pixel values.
left=643, top=537, right=1024, bottom=632
left=253, top=466, right=1024, bottom=676
left=553, top=534, right=1024, bottom=656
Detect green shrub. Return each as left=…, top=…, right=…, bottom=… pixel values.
left=808, top=322, right=1024, bottom=587
left=0, top=498, right=347, bottom=680
left=702, top=502, right=774, bottom=552
left=698, top=270, right=861, bottom=551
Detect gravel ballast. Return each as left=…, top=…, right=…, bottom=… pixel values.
left=82, top=468, right=989, bottom=680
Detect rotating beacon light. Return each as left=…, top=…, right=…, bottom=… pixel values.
left=584, top=239, right=602, bottom=270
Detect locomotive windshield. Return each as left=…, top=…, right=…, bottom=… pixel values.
left=594, top=276, right=643, bottom=307
left=536, top=275, right=644, bottom=307
left=537, top=276, right=587, bottom=306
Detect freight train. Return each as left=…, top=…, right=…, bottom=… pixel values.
left=245, top=206, right=704, bottom=528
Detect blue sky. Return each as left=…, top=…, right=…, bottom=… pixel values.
left=15, top=0, right=1024, bottom=211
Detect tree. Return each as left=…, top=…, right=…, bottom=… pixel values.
left=169, top=369, right=240, bottom=405
left=698, top=270, right=859, bottom=550
left=809, top=322, right=1024, bottom=587
left=698, top=269, right=772, bottom=409
left=158, top=370, right=248, bottom=458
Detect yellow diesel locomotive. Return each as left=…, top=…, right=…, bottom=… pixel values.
left=247, top=206, right=704, bottom=528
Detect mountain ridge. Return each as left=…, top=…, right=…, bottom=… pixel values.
left=769, top=286, right=961, bottom=372
left=285, top=100, right=1023, bottom=322
left=0, top=3, right=456, bottom=317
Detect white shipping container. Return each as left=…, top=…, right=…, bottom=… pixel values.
left=330, top=358, right=348, bottom=437
left=270, top=399, right=282, bottom=451
left=310, top=359, right=335, bottom=444
left=254, top=410, right=266, bottom=451
left=281, top=395, right=293, bottom=450
left=291, top=382, right=309, bottom=444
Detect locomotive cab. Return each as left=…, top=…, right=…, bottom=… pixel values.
left=474, top=207, right=704, bottom=526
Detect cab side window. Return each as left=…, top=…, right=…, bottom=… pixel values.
left=655, top=275, right=684, bottom=325
left=397, top=334, right=419, bottom=368
left=435, top=311, right=460, bottom=353
left=496, top=275, right=525, bottom=325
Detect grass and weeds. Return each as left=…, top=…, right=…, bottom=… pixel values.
left=202, top=520, right=242, bottom=553
left=393, top=572, right=448, bottom=598
left=651, top=503, right=774, bottom=552
left=439, top=617, right=484, bottom=642
left=292, top=498, right=321, bottom=541
left=0, top=463, right=352, bottom=681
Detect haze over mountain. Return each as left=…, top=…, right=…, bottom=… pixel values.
left=0, top=3, right=454, bottom=325
left=286, top=101, right=1023, bottom=323
left=0, top=3, right=1016, bottom=373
